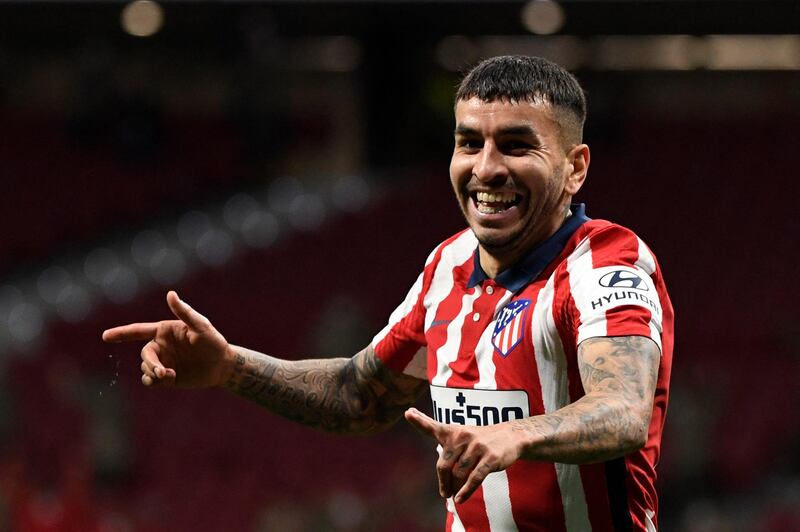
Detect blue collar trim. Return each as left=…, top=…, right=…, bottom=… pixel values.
left=467, top=203, right=590, bottom=292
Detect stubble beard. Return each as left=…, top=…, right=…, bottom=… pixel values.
left=462, top=186, right=566, bottom=260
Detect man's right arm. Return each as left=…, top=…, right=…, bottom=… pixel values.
left=103, top=291, right=427, bottom=435
left=224, top=345, right=427, bottom=434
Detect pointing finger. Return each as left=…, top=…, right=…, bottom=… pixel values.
left=404, top=408, right=446, bottom=441
left=166, top=291, right=211, bottom=333
left=102, top=323, right=160, bottom=343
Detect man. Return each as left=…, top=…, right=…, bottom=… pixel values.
left=103, top=55, right=673, bottom=531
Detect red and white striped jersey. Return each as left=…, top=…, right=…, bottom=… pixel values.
left=372, top=204, right=674, bottom=532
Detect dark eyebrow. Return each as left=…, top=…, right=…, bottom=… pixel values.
left=454, top=125, right=479, bottom=137
left=454, top=124, right=540, bottom=138
left=497, top=125, right=538, bottom=137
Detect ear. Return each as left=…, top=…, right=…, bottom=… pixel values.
left=564, top=144, right=590, bottom=196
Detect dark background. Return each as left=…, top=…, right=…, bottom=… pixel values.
left=1, top=1, right=799, bottom=530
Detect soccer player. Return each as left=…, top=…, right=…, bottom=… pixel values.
left=103, top=55, right=673, bottom=531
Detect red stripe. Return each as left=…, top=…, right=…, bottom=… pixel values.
left=445, top=286, right=485, bottom=386
left=605, top=304, right=653, bottom=339
left=453, top=486, right=491, bottom=531
left=506, top=461, right=567, bottom=530
left=590, top=225, right=640, bottom=269
left=444, top=503, right=454, bottom=532
left=425, top=253, right=475, bottom=382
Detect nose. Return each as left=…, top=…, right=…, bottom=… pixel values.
left=472, top=141, right=509, bottom=184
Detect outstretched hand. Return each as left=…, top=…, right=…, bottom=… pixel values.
left=102, top=291, right=234, bottom=388
left=404, top=407, right=524, bottom=504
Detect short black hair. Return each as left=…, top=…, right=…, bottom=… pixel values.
left=456, top=55, right=587, bottom=144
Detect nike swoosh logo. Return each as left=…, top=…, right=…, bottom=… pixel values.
left=430, top=319, right=452, bottom=328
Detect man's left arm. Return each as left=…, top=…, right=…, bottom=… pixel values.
left=405, top=334, right=660, bottom=503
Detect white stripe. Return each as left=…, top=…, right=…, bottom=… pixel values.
left=475, top=292, right=512, bottom=390
left=645, top=509, right=657, bottom=532
left=505, top=318, right=514, bottom=353
left=431, top=288, right=482, bottom=386
left=565, top=237, right=608, bottom=343
left=635, top=237, right=656, bottom=275
left=531, top=276, right=592, bottom=531
left=502, top=323, right=511, bottom=354
left=512, top=309, right=523, bottom=346
left=483, top=470, right=518, bottom=532
left=424, top=231, right=477, bottom=331
left=446, top=497, right=466, bottom=532
left=637, top=237, right=664, bottom=351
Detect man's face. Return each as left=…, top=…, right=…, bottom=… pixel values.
left=450, top=97, right=585, bottom=260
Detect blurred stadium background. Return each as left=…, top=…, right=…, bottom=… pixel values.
left=0, top=1, right=799, bottom=530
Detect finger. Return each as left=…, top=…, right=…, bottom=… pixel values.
left=166, top=291, right=211, bottom=333
left=447, top=448, right=478, bottom=498
left=142, top=374, right=154, bottom=386
left=141, top=341, right=178, bottom=384
left=141, top=341, right=163, bottom=372
left=454, top=460, right=494, bottom=504
left=404, top=408, right=445, bottom=441
left=140, top=361, right=154, bottom=378
left=102, top=323, right=160, bottom=343
left=437, top=445, right=460, bottom=499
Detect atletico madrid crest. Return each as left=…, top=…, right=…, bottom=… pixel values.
left=491, top=299, right=531, bottom=357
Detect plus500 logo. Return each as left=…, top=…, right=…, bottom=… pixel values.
left=430, top=389, right=527, bottom=426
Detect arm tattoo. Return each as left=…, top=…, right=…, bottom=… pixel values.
left=224, top=345, right=426, bottom=434
left=512, top=336, right=660, bottom=464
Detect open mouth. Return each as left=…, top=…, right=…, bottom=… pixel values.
left=471, top=191, right=522, bottom=214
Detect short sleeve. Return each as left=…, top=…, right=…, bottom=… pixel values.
left=370, top=271, right=427, bottom=378
left=564, top=225, right=664, bottom=352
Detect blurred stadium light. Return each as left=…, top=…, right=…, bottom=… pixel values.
left=0, top=176, right=374, bottom=358
left=120, top=0, right=164, bottom=38
left=521, top=0, right=566, bottom=36
left=437, top=34, right=800, bottom=72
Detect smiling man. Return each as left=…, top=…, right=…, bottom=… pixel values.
left=104, top=56, right=673, bottom=531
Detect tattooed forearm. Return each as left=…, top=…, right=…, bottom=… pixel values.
left=512, top=336, right=660, bottom=464
left=224, top=345, right=426, bottom=434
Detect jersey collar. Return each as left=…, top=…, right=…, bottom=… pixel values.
left=467, top=203, right=590, bottom=292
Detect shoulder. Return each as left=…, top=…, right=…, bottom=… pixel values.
left=566, top=220, right=660, bottom=276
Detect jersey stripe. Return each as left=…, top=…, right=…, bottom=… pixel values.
left=432, top=288, right=480, bottom=386
left=446, top=498, right=466, bottom=532
left=532, top=275, right=592, bottom=531
left=483, top=471, right=518, bottom=532
left=424, top=231, right=476, bottom=331
left=475, top=292, right=513, bottom=390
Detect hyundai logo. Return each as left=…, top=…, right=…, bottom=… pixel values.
left=598, top=270, right=648, bottom=291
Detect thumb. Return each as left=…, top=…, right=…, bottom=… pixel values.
left=166, top=291, right=211, bottom=332
left=405, top=408, right=446, bottom=442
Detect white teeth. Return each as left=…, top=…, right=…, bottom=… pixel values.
left=476, top=191, right=516, bottom=204
left=478, top=203, right=503, bottom=214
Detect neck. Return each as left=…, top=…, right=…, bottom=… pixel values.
left=478, top=203, right=573, bottom=279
